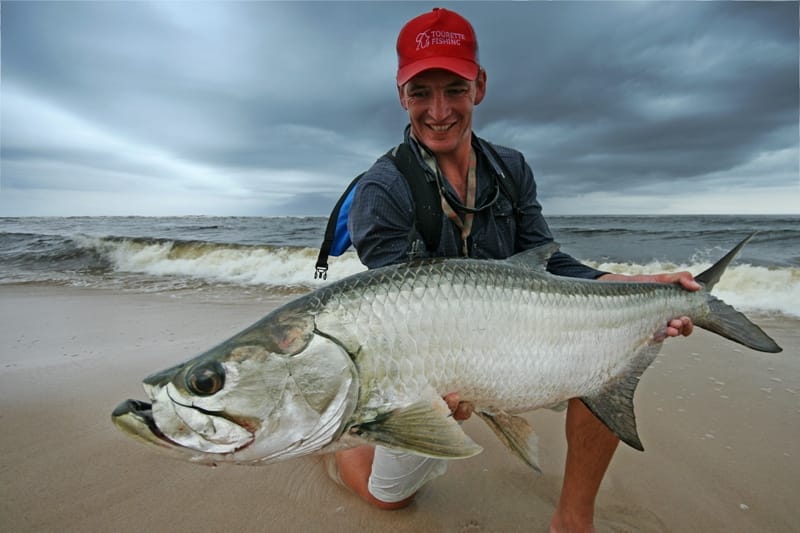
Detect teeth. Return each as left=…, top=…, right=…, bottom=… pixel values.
left=430, top=124, right=451, bottom=132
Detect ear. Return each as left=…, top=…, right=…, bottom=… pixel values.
left=473, top=69, right=487, bottom=106
left=398, top=84, right=408, bottom=110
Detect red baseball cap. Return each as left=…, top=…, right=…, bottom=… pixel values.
left=396, top=8, right=480, bottom=86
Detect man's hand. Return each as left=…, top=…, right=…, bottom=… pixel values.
left=664, top=316, right=693, bottom=337
left=597, top=271, right=700, bottom=338
left=443, top=392, right=474, bottom=421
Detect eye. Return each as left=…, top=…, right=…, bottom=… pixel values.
left=185, top=361, right=225, bottom=396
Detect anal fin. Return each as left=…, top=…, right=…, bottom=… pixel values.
left=580, top=342, right=662, bottom=451
left=477, top=410, right=541, bottom=472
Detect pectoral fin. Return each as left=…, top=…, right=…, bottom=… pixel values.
left=477, top=410, right=540, bottom=472
left=352, top=399, right=483, bottom=459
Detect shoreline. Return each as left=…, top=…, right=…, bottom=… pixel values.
left=1, top=284, right=797, bottom=532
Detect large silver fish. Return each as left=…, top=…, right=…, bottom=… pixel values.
left=112, top=235, right=781, bottom=470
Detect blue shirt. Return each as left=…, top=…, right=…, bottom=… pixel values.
left=348, top=129, right=605, bottom=280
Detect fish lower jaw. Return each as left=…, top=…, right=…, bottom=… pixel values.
left=112, top=399, right=176, bottom=449
left=112, top=399, right=252, bottom=459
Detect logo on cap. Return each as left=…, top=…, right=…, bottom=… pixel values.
left=416, top=29, right=467, bottom=51
left=415, top=31, right=430, bottom=50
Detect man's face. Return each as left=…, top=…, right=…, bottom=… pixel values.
left=399, top=69, right=486, bottom=158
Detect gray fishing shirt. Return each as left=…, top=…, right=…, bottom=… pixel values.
left=348, top=129, right=605, bottom=280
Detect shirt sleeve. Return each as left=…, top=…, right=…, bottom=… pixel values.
left=347, top=156, right=419, bottom=269
left=502, top=148, right=607, bottom=280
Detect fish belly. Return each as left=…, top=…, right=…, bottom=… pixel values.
left=318, top=264, right=701, bottom=414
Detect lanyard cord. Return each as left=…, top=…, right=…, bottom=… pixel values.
left=410, top=132, right=487, bottom=257
left=439, top=147, right=477, bottom=257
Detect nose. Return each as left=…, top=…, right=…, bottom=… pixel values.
left=429, top=90, right=450, bottom=120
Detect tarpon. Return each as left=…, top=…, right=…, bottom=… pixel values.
left=112, top=234, right=781, bottom=470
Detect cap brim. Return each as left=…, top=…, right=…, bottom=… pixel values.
left=397, top=57, right=479, bottom=85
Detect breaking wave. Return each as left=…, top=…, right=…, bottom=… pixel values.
left=2, top=213, right=799, bottom=318
left=0, top=233, right=365, bottom=292
left=76, top=235, right=367, bottom=288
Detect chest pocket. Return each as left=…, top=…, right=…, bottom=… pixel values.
left=470, top=194, right=517, bottom=258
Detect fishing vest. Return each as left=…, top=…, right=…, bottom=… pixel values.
left=314, top=136, right=520, bottom=279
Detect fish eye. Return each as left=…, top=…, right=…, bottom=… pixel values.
left=185, top=361, right=225, bottom=396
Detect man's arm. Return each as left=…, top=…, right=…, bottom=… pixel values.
left=498, top=147, right=606, bottom=279
left=598, top=271, right=700, bottom=337
left=348, top=157, right=419, bottom=269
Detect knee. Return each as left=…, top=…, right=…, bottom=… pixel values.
left=366, top=476, right=419, bottom=510
left=368, top=494, right=415, bottom=511
left=334, top=448, right=416, bottom=510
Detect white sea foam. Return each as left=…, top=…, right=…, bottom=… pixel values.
left=79, top=236, right=799, bottom=317
left=81, top=235, right=367, bottom=289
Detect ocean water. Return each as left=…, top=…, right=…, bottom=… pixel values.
left=1, top=215, right=798, bottom=317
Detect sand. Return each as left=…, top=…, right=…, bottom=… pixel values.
left=1, top=284, right=797, bottom=532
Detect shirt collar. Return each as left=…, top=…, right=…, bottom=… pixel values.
left=403, top=125, right=482, bottom=176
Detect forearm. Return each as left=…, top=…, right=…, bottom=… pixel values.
left=597, top=271, right=701, bottom=290
left=506, top=151, right=606, bottom=280
left=597, top=271, right=700, bottom=338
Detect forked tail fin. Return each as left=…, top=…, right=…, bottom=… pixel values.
left=694, top=232, right=754, bottom=291
left=583, top=234, right=782, bottom=454
left=695, top=296, right=782, bottom=353
left=693, top=233, right=782, bottom=353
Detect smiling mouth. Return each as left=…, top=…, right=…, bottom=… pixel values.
left=428, top=123, right=453, bottom=133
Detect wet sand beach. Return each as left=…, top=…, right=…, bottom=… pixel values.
left=1, top=285, right=797, bottom=532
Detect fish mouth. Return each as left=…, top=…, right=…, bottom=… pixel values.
left=112, top=399, right=179, bottom=450
left=112, top=395, right=257, bottom=457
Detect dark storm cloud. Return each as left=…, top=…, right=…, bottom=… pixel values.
left=1, top=1, right=797, bottom=216
left=467, top=2, right=798, bottom=196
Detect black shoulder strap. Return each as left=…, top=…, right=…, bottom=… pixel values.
left=476, top=137, right=520, bottom=214
left=389, top=142, right=443, bottom=253
left=315, top=139, right=521, bottom=279
left=314, top=172, right=363, bottom=279
left=313, top=142, right=442, bottom=279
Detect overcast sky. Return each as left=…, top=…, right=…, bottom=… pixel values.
left=1, top=1, right=798, bottom=217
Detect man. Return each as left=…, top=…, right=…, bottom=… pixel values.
left=335, top=8, right=697, bottom=531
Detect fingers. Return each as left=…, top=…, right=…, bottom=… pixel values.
left=665, top=316, right=694, bottom=337
left=443, top=392, right=459, bottom=411
left=657, top=271, right=701, bottom=291
left=676, top=272, right=702, bottom=292
left=443, top=392, right=474, bottom=421
left=453, top=402, right=474, bottom=420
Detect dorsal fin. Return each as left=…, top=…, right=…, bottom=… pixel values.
left=695, top=233, right=755, bottom=291
left=506, top=242, right=560, bottom=271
